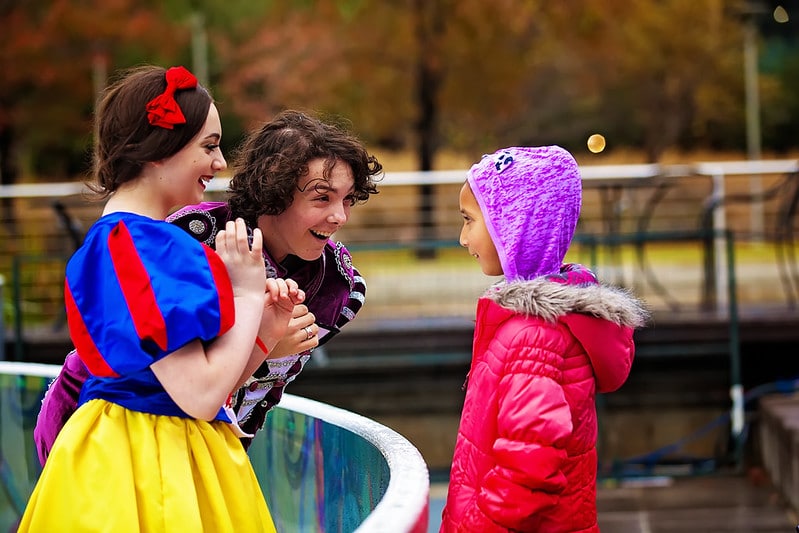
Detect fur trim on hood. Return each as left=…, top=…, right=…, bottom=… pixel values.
left=485, top=278, right=650, bottom=329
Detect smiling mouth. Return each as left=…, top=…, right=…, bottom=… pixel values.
left=310, top=229, right=333, bottom=241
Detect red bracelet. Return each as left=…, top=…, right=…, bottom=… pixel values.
left=255, top=336, right=269, bottom=356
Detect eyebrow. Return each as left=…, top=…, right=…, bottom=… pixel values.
left=310, top=180, right=355, bottom=195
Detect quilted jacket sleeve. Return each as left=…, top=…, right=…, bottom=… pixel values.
left=465, top=337, right=572, bottom=531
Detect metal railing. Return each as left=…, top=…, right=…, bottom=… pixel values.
left=0, top=274, right=4, bottom=361
left=1, top=160, right=797, bottom=355
left=0, top=362, right=430, bottom=533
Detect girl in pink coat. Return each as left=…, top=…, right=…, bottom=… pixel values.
left=441, top=146, right=648, bottom=532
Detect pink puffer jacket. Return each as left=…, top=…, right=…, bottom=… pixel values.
left=441, top=276, right=647, bottom=533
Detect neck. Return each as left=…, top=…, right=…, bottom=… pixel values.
left=256, top=214, right=287, bottom=262
left=103, top=178, right=171, bottom=220
left=103, top=188, right=170, bottom=220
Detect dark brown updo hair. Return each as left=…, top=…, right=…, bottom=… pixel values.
left=90, top=65, right=213, bottom=198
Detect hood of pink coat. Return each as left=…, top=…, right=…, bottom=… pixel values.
left=560, top=313, right=635, bottom=392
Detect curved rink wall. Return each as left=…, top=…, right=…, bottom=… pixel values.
left=0, top=362, right=429, bottom=532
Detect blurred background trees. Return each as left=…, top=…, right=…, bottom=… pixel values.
left=1, top=0, right=797, bottom=186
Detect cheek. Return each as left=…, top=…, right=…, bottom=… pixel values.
left=486, top=261, right=503, bottom=276
left=281, top=205, right=310, bottom=227
left=488, top=246, right=503, bottom=274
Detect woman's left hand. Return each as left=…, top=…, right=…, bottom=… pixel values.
left=266, top=304, right=318, bottom=359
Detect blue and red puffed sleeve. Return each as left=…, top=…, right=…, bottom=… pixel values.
left=65, top=216, right=235, bottom=378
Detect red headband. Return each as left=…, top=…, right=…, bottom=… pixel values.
left=145, top=66, right=198, bottom=129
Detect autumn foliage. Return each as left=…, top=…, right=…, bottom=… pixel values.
left=0, top=0, right=796, bottom=184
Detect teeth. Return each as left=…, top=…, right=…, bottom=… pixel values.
left=311, top=230, right=332, bottom=238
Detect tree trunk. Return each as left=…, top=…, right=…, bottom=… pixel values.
left=412, top=0, right=445, bottom=259
left=0, top=123, right=19, bottom=236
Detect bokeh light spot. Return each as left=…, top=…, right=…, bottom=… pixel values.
left=774, top=6, right=789, bottom=23
left=587, top=134, right=606, bottom=153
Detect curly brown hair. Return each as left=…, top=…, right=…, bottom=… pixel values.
left=90, top=65, right=213, bottom=198
left=227, top=110, right=382, bottom=226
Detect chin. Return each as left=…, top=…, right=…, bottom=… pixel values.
left=297, top=249, right=325, bottom=261
left=482, top=266, right=503, bottom=277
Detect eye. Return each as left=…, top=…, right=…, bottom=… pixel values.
left=344, top=195, right=356, bottom=207
left=205, top=143, right=220, bottom=151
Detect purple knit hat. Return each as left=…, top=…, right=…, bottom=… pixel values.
left=466, top=145, right=582, bottom=281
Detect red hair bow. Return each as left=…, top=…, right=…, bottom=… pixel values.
left=146, top=66, right=198, bottom=129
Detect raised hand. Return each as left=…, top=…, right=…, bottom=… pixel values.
left=214, top=218, right=266, bottom=298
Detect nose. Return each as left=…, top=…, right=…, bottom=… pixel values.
left=213, top=152, right=227, bottom=172
left=459, top=226, right=468, bottom=248
left=328, top=202, right=349, bottom=225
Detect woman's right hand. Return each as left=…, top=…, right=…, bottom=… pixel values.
left=214, top=218, right=266, bottom=298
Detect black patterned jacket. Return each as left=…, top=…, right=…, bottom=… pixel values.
left=167, top=202, right=365, bottom=448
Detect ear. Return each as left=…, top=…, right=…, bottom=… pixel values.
left=139, top=160, right=167, bottom=180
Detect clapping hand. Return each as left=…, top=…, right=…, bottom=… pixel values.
left=265, top=304, right=318, bottom=359
left=214, top=218, right=266, bottom=299
left=260, top=278, right=305, bottom=350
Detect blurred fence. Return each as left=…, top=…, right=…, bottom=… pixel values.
left=1, top=159, right=798, bottom=357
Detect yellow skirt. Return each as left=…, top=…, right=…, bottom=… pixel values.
left=19, top=399, right=276, bottom=533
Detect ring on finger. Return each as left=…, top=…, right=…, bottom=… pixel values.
left=303, top=326, right=314, bottom=340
